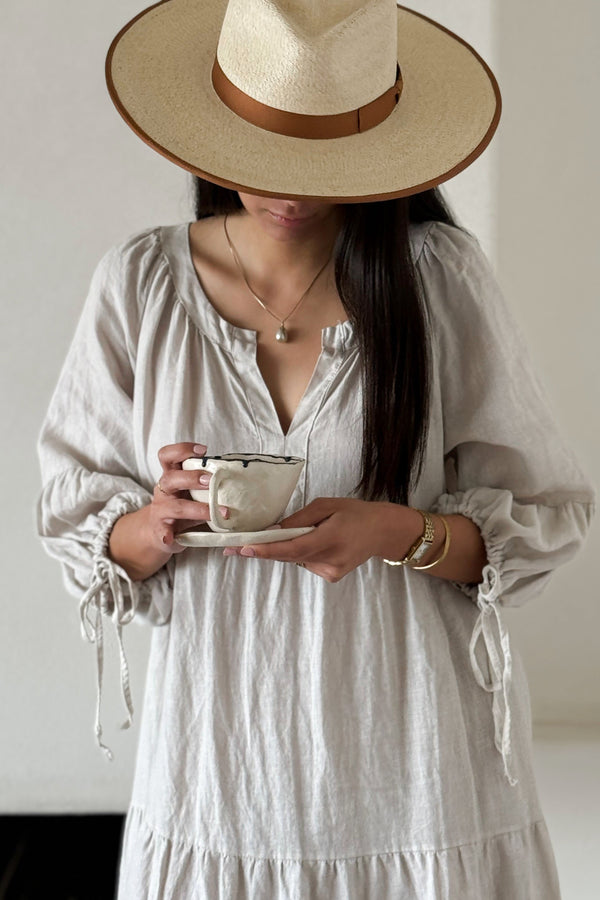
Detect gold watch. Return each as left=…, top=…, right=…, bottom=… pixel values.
left=383, top=509, right=435, bottom=567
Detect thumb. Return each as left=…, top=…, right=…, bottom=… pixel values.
left=279, top=498, right=338, bottom=529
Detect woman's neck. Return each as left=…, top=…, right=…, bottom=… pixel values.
left=227, top=207, right=342, bottom=286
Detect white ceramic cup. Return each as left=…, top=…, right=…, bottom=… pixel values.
left=182, top=453, right=305, bottom=533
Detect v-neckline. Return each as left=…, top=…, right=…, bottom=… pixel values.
left=260, top=342, right=328, bottom=438
left=166, top=223, right=356, bottom=439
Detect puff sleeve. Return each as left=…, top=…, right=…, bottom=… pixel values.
left=37, top=230, right=173, bottom=757
left=418, top=222, right=595, bottom=782
left=420, top=221, right=594, bottom=601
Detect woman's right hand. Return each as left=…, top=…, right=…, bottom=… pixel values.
left=152, top=441, right=228, bottom=551
left=108, top=441, right=227, bottom=580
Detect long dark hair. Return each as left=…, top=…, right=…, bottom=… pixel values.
left=192, top=178, right=457, bottom=504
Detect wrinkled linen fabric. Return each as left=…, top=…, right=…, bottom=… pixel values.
left=37, top=221, right=594, bottom=898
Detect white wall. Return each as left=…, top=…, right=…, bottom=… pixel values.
left=1, top=0, right=185, bottom=812
left=494, top=0, right=600, bottom=722
left=412, top=0, right=497, bottom=252
left=1, top=1, right=597, bottom=812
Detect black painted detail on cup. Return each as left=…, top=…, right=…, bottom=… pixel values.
left=200, top=453, right=301, bottom=465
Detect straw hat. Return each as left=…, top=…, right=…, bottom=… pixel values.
left=106, top=0, right=501, bottom=202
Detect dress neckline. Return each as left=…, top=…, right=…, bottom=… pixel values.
left=158, top=223, right=356, bottom=354
left=158, top=223, right=357, bottom=438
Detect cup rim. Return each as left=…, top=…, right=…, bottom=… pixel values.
left=183, top=453, right=304, bottom=468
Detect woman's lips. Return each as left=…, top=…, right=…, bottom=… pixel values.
left=267, top=210, right=315, bottom=227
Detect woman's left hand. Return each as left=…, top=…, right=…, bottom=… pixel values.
left=224, top=498, right=398, bottom=582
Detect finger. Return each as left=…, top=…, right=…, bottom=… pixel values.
left=161, top=525, right=184, bottom=551
left=155, top=497, right=229, bottom=522
left=222, top=523, right=281, bottom=557
left=279, top=498, right=339, bottom=529
left=157, top=467, right=212, bottom=495
left=158, top=442, right=207, bottom=472
left=173, top=519, right=208, bottom=534
left=162, top=520, right=210, bottom=552
left=239, top=531, right=323, bottom=561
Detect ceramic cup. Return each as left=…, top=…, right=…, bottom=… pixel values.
left=182, top=453, right=305, bottom=533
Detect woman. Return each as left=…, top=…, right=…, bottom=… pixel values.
left=37, top=1, right=593, bottom=897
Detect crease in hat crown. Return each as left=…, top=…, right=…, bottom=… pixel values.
left=216, top=0, right=399, bottom=115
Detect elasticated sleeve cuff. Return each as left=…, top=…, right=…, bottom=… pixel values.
left=431, top=488, right=593, bottom=607
left=37, top=471, right=174, bottom=758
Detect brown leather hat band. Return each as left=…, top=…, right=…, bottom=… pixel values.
left=211, top=59, right=403, bottom=140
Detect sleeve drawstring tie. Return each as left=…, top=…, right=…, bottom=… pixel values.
left=469, top=564, right=518, bottom=786
left=79, top=556, right=138, bottom=761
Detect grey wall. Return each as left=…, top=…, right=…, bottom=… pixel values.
left=1, top=1, right=597, bottom=812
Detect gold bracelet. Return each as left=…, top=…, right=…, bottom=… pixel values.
left=410, top=515, right=451, bottom=570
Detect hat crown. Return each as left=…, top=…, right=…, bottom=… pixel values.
left=216, top=0, right=398, bottom=115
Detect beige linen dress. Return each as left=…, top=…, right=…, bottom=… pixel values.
left=37, top=220, right=594, bottom=898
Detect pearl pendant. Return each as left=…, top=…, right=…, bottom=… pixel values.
left=275, top=325, right=288, bottom=343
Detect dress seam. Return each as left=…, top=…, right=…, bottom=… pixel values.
left=128, top=807, right=547, bottom=864
left=413, top=220, right=436, bottom=265
left=300, top=349, right=355, bottom=460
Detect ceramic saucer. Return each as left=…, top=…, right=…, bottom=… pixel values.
left=176, top=526, right=314, bottom=548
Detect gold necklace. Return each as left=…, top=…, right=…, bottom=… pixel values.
left=223, top=214, right=332, bottom=343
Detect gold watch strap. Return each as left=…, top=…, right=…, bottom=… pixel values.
left=383, top=509, right=435, bottom=567
left=411, top=515, right=451, bottom=570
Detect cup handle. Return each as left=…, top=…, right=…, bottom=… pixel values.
left=208, top=468, right=229, bottom=530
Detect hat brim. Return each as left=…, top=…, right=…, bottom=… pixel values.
left=106, top=0, right=501, bottom=202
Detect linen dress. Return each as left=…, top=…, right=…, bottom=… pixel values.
left=37, top=220, right=594, bottom=899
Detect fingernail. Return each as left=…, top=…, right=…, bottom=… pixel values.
left=240, top=547, right=255, bottom=557
left=199, top=473, right=211, bottom=485
left=164, top=518, right=175, bottom=525
left=265, top=524, right=282, bottom=531
left=223, top=548, right=236, bottom=556
left=219, top=506, right=229, bottom=518
left=193, top=444, right=207, bottom=455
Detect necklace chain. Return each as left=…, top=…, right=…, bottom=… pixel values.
left=223, top=213, right=332, bottom=343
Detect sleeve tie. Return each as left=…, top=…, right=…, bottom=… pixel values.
left=79, top=554, right=139, bottom=761
left=469, top=564, right=518, bottom=786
